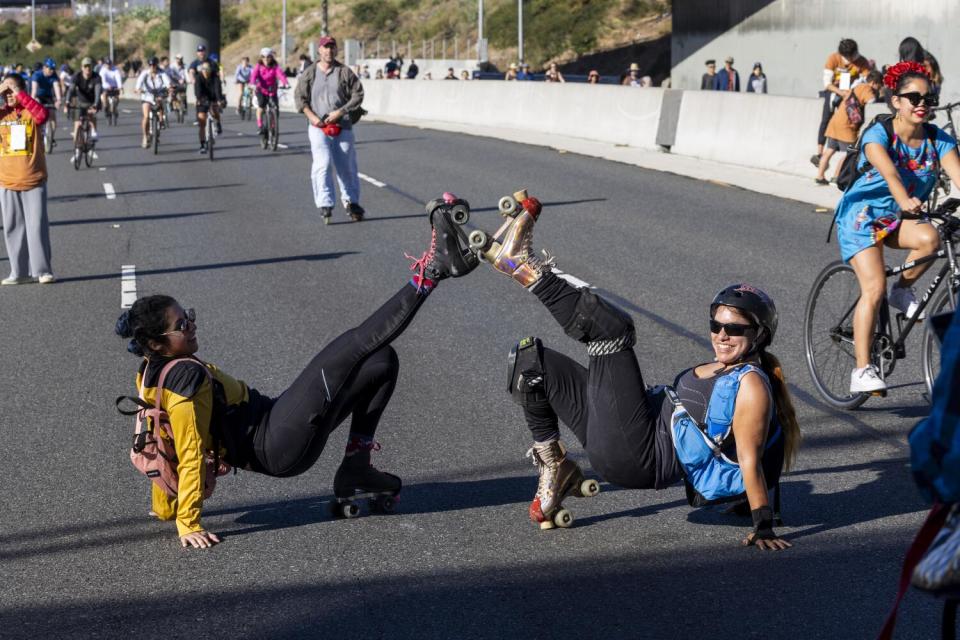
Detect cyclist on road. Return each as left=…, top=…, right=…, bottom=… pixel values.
left=295, top=36, right=366, bottom=223
left=234, top=56, right=252, bottom=115
left=167, top=54, right=188, bottom=114
left=833, top=62, right=960, bottom=394
left=99, top=58, right=124, bottom=119
left=30, top=59, right=61, bottom=146
left=65, top=58, right=101, bottom=151
left=195, top=62, right=222, bottom=154
left=136, top=57, right=171, bottom=149
left=251, top=47, right=289, bottom=136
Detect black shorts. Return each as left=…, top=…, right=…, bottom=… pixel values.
left=256, top=92, right=278, bottom=109
left=196, top=101, right=217, bottom=114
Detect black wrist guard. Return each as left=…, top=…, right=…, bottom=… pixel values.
left=751, top=506, right=776, bottom=540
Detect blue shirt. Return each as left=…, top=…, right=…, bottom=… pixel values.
left=31, top=70, right=57, bottom=99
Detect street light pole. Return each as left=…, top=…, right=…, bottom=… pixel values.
left=281, top=0, right=287, bottom=71
left=108, top=0, right=114, bottom=63
left=322, top=0, right=329, bottom=37
left=31, top=0, right=35, bottom=42
left=517, top=0, right=523, bottom=64
left=477, top=0, right=483, bottom=61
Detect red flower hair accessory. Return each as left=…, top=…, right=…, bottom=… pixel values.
left=883, top=61, right=929, bottom=90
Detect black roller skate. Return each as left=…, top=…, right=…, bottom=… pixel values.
left=406, top=192, right=479, bottom=288
left=332, top=437, right=402, bottom=519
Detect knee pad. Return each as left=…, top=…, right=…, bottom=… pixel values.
left=507, top=337, right=547, bottom=406
left=561, top=290, right=636, bottom=356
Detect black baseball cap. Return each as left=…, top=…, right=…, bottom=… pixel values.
left=196, top=44, right=207, bottom=52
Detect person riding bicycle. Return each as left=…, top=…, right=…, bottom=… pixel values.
left=834, top=62, right=960, bottom=394
left=234, top=56, right=252, bottom=115
left=251, top=47, right=289, bottom=136
left=65, top=58, right=101, bottom=152
left=98, top=58, right=123, bottom=120
left=166, top=54, right=188, bottom=114
left=467, top=197, right=800, bottom=547
left=195, top=62, right=222, bottom=154
left=30, top=58, right=61, bottom=145
left=136, top=57, right=171, bottom=149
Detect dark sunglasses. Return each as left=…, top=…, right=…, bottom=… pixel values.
left=709, top=319, right=756, bottom=337
left=897, top=92, right=939, bottom=108
left=162, top=308, right=196, bottom=335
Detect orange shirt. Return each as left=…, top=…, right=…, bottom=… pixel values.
left=824, top=52, right=872, bottom=87
left=826, top=83, right=878, bottom=144
left=0, top=91, right=48, bottom=191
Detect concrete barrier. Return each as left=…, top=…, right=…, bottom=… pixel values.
left=671, top=90, right=823, bottom=177
left=363, top=79, right=665, bottom=150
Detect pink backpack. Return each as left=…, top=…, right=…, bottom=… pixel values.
left=117, top=357, right=231, bottom=499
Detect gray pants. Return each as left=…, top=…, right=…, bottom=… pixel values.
left=1, top=184, right=52, bottom=278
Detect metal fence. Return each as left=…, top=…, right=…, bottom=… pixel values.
left=356, top=37, right=480, bottom=61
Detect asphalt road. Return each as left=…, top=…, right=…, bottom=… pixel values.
left=0, top=104, right=945, bottom=639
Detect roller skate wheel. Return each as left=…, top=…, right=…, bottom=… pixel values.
left=370, top=495, right=397, bottom=514
left=450, top=203, right=470, bottom=225
left=579, top=479, right=600, bottom=498
left=339, top=502, right=360, bottom=519
left=539, top=520, right=555, bottom=531
left=468, top=229, right=488, bottom=251
left=553, top=509, right=574, bottom=529
left=498, top=196, right=519, bottom=216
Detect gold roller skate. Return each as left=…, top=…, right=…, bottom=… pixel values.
left=468, top=189, right=554, bottom=288
left=527, top=440, right=600, bottom=530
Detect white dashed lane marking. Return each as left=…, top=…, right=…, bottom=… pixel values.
left=103, top=183, right=116, bottom=200
left=121, top=265, right=137, bottom=309
left=358, top=173, right=386, bottom=188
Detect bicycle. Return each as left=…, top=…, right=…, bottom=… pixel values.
left=170, top=87, right=187, bottom=124
left=804, top=198, right=960, bottom=409
left=238, top=84, right=253, bottom=121
left=929, top=101, right=958, bottom=211
left=72, top=109, right=95, bottom=170
left=200, top=99, right=220, bottom=161
left=261, top=91, right=282, bottom=151
left=104, top=89, right=120, bottom=126
left=146, top=92, right=167, bottom=155
left=41, top=103, right=57, bottom=154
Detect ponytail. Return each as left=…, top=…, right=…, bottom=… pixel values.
left=759, top=350, right=801, bottom=471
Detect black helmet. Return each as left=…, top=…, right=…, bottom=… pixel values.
left=710, top=284, right=778, bottom=347
left=148, top=56, right=160, bottom=66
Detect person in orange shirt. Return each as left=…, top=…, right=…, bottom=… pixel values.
left=813, top=39, right=873, bottom=167
left=815, top=70, right=883, bottom=184
left=0, top=73, right=53, bottom=285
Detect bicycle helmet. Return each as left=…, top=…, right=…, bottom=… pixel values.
left=210, top=53, right=219, bottom=63
left=260, top=47, right=274, bottom=58
left=710, top=284, right=778, bottom=348
left=148, top=56, right=160, bottom=66
left=43, top=57, right=55, bottom=69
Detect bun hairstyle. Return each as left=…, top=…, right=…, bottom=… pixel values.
left=115, top=295, right=177, bottom=358
left=883, top=60, right=929, bottom=92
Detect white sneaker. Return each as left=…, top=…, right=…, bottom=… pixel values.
left=1, top=276, right=33, bottom=285
left=37, top=273, right=55, bottom=284
left=850, top=364, right=887, bottom=394
left=889, top=285, right=924, bottom=319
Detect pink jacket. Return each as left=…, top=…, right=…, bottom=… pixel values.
left=250, top=64, right=289, bottom=96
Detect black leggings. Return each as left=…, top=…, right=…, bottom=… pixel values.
left=521, top=273, right=659, bottom=489
left=250, top=283, right=426, bottom=477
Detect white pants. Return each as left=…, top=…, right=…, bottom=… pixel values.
left=308, top=125, right=360, bottom=209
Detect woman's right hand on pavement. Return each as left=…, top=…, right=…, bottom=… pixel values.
left=180, top=530, right=221, bottom=549
left=898, top=196, right=924, bottom=214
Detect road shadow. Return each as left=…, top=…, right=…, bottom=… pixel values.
left=49, top=183, right=243, bottom=203
left=355, top=136, right=424, bottom=146
left=55, top=251, right=358, bottom=284
left=324, top=213, right=426, bottom=225
left=50, top=210, right=224, bottom=226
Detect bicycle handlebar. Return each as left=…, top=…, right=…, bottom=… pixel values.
left=932, top=101, right=960, bottom=112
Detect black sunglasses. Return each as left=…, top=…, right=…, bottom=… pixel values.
left=162, top=308, right=196, bottom=335
left=709, top=319, right=756, bottom=337
left=897, top=92, right=939, bottom=108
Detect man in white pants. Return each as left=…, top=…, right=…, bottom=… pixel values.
left=295, top=36, right=365, bottom=223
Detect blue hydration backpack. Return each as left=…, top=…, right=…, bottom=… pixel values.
left=910, top=307, right=960, bottom=503
left=667, top=364, right=782, bottom=513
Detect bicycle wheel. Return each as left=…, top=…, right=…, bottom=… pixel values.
left=921, top=281, right=959, bottom=400
left=43, top=120, right=53, bottom=154
left=207, top=118, right=215, bottom=161
left=84, top=143, right=93, bottom=167
left=804, top=260, right=870, bottom=409
left=73, top=128, right=83, bottom=171
left=152, top=112, right=160, bottom=155
left=269, top=109, right=278, bottom=150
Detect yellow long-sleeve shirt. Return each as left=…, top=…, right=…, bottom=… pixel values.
left=136, top=357, right=263, bottom=536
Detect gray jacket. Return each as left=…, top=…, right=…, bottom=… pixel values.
left=295, top=60, right=364, bottom=116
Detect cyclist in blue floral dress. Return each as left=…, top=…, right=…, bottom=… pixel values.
left=835, top=62, right=960, bottom=394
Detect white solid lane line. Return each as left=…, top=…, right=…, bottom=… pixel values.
left=121, top=265, right=137, bottom=309
left=103, top=183, right=117, bottom=200
left=552, top=268, right=593, bottom=289
left=358, top=172, right=386, bottom=188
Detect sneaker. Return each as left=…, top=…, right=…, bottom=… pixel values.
left=37, top=273, right=55, bottom=284
left=141, top=136, right=149, bottom=149
left=1, top=276, right=33, bottom=285
left=889, top=284, right=924, bottom=319
left=810, top=153, right=821, bottom=167
left=814, top=177, right=829, bottom=186
left=199, top=143, right=207, bottom=154
left=850, top=364, right=887, bottom=394
left=320, top=206, right=333, bottom=224
left=347, top=202, right=365, bottom=222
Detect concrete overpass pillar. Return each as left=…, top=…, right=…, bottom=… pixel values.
left=169, top=0, right=221, bottom=62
